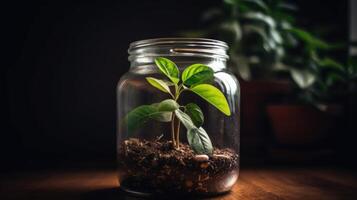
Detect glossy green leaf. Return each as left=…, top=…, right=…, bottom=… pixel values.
left=125, top=100, right=179, bottom=134
left=242, top=12, right=276, bottom=28
left=288, top=28, right=330, bottom=49
left=185, top=103, right=204, bottom=127
left=290, top=68, right=316, bottom=89
left=219, top=20, right=242, bottom=42
left=175, top=109, right=213, bottom=155
left=154, top=57, right=180, bottom=84
left=125, top=105, right=167, bottom=134
left=174, top=109, right=195, bottom=130
left=316, top=58, right=344, bottom=71
left=146, top=77, right=172, bottom=94
left=182, top=64, right=214, bottom=86
left=190, top=84, right=231, bottom=116
left=187, top=127, right=213, bottom=155
left=157, top=99, right=179, bottom=112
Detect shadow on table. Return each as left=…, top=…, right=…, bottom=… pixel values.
left=82, top=188, right=141, bottom=200
left=82, top=187, right=231, bottom=200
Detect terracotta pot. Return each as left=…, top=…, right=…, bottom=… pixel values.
left=266, top=105, right=341, bottom=146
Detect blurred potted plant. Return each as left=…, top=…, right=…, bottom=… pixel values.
left=265, top=27, right=356, bottom=162
left=267, top=41, right=357, bottom=147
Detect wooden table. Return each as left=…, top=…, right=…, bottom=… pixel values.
left=1, top=167, right=357, bottom=200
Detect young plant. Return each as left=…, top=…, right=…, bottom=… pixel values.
left=125, top=57, right=231, bottom=155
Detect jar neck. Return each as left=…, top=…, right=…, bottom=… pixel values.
left=128, top=38, right=229, bottom=71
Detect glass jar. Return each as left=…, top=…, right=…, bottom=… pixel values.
left=117, top=38, right=240, bottom=196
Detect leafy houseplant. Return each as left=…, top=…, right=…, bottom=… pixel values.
left=118, top=57, right=239, bottom=195
left=291, top=57, right=357, bottom=109
left=125, top=57, right=231, bottom=154
left=266, top=55, right=356, bottom=150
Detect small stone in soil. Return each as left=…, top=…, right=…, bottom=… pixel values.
left=213, top=154, right=231, bottom=159
left=194, top=154, right=209, bottom=162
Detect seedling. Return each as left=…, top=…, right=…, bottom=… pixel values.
left=125, top=57, right=231, bottom=155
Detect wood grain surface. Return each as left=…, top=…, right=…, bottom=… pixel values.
left=1, top=167, right=357, bottom=200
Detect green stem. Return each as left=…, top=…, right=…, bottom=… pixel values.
left=175, top=119, right=181, bottom=149
left=174, top=84, right=179, bottom=98
left=169, top=92, right=175, bottom=99
left=171, top=113, right=176, bottom=147
left=172, top=84, right=183, bottom=149
left=175, top=88, right=187, bottom=101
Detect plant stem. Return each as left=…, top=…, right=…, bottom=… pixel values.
left=175, top=119, right=181, bottom=149
left=175, top=88, right=187, bottom=101
left=172, top=84, right=182, bottom=149
left=171, top=113, right=176, bottom=147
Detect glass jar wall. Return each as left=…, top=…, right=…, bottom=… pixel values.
left=117, top=38, right=240, bottom=196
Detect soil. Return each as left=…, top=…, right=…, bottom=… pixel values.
left=117, top=138, right=239, bottom=195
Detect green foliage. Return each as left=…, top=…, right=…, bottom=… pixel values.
left=182, top=64, right=214, bottom=86
left=290, top=68, right=315, bottom=89
left=158, top=99, right=180, bottom=111
left=183, top=0, right=343, bottom=85
left=146, top=77, right=172, bottom=95
left=184, top=103, right=204, bottom=128
left=297, top=56, right=357, bottom=107
left=175, top=109, right=213, bottom=155
left=187, top=127, right=213, bottom=155
left=125, top=99, right=179, bottom=134
left=124, top=57, right=232, bottom=155
left=190, top=84, right=231, bottom=116
left=287, top=28, right=331, bottom=50
left=316, top=58, right=344, bottom=71
left=155, top=57, right=180, bottom=84
left=182, top=0, right=351, bottom=108
left=181, top=0, right=299, bottom=80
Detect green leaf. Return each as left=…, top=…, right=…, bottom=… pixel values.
left=174, top=109, right=195, bottom=130
left=242, top=12, right=276, bottom=28
left=154, top=57, right=180, bottom=84
left=288, top=28, right=330, bottom=50
left=187, top=127, right=213, bottom=155
left=244, top=0, right=269, bottom=12
left=316, top=58, right=344, bottom=71
left=242, top=24, right=273, bottom=51
left=326, top=73, right=344, bottom=86
left=185, top=103, right=204, bottom=127
left=124, top=105, right=168, bottom=133
left=290, top=68, right=316, bottom=89
left=146, top=77, right=172, bottom=94
left=182, top=64, right=214, bottom=86
left=125, top=100, right=179, bottom=134
left=219, top=20, right=242, bottom=42
left=175, top=109, right=213, bottom=155
left=190, top=84, right=231, bottom=116
left=157, top=99, right=179, bottom=112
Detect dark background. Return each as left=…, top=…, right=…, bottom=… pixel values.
left=1, top=0, right=350, bottom=170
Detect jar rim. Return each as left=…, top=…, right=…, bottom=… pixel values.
left=129, top=38, right=228, bottom=49
left=128, top=38, right=229, bottom=60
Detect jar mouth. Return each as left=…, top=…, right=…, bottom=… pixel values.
left=128, top=38, right=229, bottom=61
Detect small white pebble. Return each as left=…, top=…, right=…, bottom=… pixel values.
left=194, top=154, right=209, bottom=162
left=213, top=154, right=230, bottom=159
